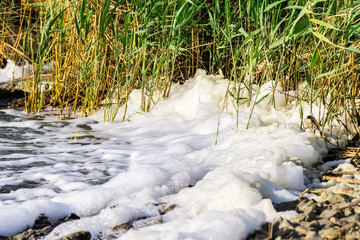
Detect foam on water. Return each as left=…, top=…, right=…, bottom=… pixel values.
left=0, top=59, right=55, bottom=84
left=0, top=70, right=327, bottom=239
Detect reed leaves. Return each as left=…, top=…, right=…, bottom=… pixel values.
left=1, top=0, right=359, bottom=135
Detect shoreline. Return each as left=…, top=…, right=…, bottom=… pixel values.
left=248, top=145, right=360, bottom=239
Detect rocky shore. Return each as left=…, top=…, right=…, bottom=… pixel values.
left=1, top=213, right=93, bottom=240
left=248, top=143, right=360, bottom=240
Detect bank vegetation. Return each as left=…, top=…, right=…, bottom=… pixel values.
left=1, top=0, right=359, bottom=134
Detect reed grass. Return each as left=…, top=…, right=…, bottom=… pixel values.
left=1, top=0, right=359, bottom=135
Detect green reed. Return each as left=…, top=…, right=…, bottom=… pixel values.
left=1, top=0, right=359, bottom=135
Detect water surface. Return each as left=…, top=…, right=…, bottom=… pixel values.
left=0, top=109, right=129, bottom=195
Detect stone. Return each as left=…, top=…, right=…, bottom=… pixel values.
left=245, top=157, right=360, bottom=240
left=329, top=194, right=352, bottom=204
left=339, top=215, right=360, bottom=225
left=278, top=219, right=295, bottom=230
left=10, top=226, right=53, bottom=240
left=304, top=231, right=319, bottom=239
left=296, top=199, right=316, bottom=212
left=341, top=222, right=356, bottom=234
left=346, top=233, right=360, bottom=240
left=286, top=231, right=304, bottom=239
left=112, top=222, right=132, bottom=233
left=62, top=213, right=81, bottom=222
left=319, top=209, right=340, bottom=219
left=33, top=214, right=51, bottom=229
left=344, top=207, right=355, bottom=216
left=294, top=225, right=307, bottom=235
left=353, top=206, right=360, bottom=214
left=335, top=202, right=353, bottom=210
left=59, top=231, right=91, bottom=240
left=299, top=221, right=312, bottom=229
left=318, top=219, right=333, bottom=229
left=292, top=203, right=317, bottom=223
left=274, top=200, right=299, bottom=211
left=291, top=213, right=306, bottom=223
left=158, top=204, right=176, bottom=215
left=35, top=226, right=53, bottom=236
left=309, top=220, right=320, bottom=229
left=319, top=228, right=341, bottom=240
left=11, top=229, right=35, bottom=240
left=304, top=211, right=317, bottom=222
left=329, top=216, right=340, bottom=226
left=274, top=226, right=293, bottom=238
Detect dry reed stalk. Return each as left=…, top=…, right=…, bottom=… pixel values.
left=1, top=0, right=358, bottom=130
left=322, top=176, right=360, bottom=184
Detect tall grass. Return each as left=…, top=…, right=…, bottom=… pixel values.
left=1, top=0, right=360, bottom=135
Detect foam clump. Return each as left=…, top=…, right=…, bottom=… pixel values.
left=112, top=69, right=230, bottom=121
left=0, top=69, right=326, bottom=239
left=0, top=59, right=32, bottom=83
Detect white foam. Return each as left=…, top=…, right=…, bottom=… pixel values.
left=0, top=59, right=55, bottom=84
left=0, top=59, right=32, bottom=83
left=0, top=70, right=328, bottom=239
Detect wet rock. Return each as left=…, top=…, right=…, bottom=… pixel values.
left=33, top=214, right=51, bottom=229
left=8, top=213, right=82, bottom=239
left=113, top=222, right=132, bottom=233
left=158, top=204, right=176, bottom=215
left=10, top=226, right=53, bottom=240
left=35, top=226, right=54, bottom=236
left=59, top=231, right=91, bottom=240
left=274, top=200, right=300, bottom=211
left=62, top=213, right=81, bottom=222
left=10, top=229, right=35, bottom=240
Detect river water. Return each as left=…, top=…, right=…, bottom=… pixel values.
left=0, top=71, right=328, bottom=239
left=0, top=109, right=128, bottom=195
